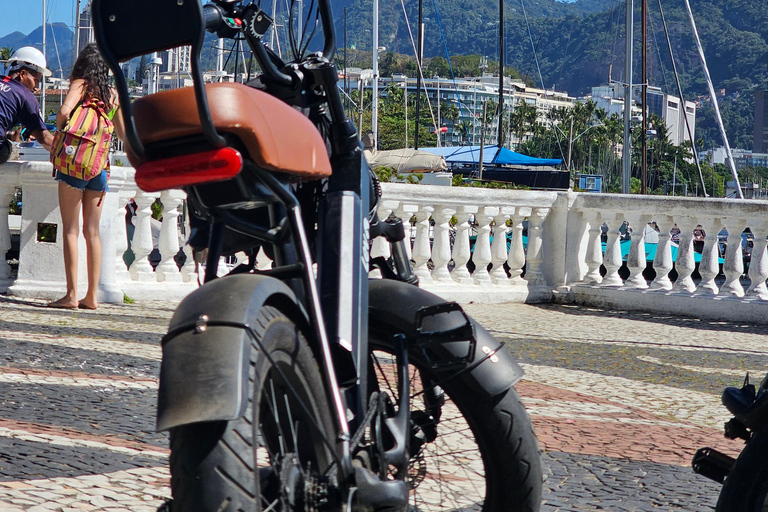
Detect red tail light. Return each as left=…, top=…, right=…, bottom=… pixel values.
left=135, top=147, right=243, bottom=192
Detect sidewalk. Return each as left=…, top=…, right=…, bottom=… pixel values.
left=1, top=295, right=763, bottom=511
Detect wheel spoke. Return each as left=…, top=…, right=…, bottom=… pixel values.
left=370, top=349, right=487, bottom=512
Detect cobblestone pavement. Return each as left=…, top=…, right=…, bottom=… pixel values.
left=0, top=295, right=761, bottom=511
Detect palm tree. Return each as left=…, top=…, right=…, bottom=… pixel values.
left=0, top=47, right=14, bottom=74
left=509, top=100, right=537, bottom=149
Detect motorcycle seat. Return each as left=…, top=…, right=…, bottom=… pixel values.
left=125, top=82, right=332, bottom=180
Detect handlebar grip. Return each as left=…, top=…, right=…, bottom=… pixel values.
left=202, top=3, right=223, bottom=32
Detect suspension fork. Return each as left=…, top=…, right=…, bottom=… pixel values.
left=258, top=172, right=354, bottom=476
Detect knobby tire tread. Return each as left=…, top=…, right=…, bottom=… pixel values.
left=168, top=306, right=330, bottom=512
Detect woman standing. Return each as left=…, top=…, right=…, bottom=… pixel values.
left=48, top=44, right=124, bottom=309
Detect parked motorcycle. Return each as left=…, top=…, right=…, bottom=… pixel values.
left=693, top=372, right=768, bottom=511
left=92, top=0, right=542, bottom=511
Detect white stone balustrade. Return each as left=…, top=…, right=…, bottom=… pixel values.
left=1, top=160, right=197, bottom=303
left=5, top=162, right=768, bottom=324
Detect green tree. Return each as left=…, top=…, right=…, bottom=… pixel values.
left=0, top=47, right=14, bottom=74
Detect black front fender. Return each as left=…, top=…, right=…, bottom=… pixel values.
left=368, top=279, right=524, bottom=397
left=156, top=274, right=307, bottom=431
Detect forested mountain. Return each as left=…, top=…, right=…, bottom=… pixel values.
left=2, top=0, right=766, bottom=149
left=0, top=23, right=74, bottom=78
left=334, top=0, right=768, bottom=148
left=335, top=0, right=767, bottom=96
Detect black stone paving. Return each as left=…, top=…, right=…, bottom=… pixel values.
left=0, top=383, right=167, bottom=446
left=0, top=438, right=164, bottom=481
left=0, top=297, right=746, bottom=510
left=0, top=320, right=164, bottom=345
left=0, top=339, right=159, bottom=378
left=498, top=336, right=768, bottom=395
left=542, top=452, right=720, bottom=511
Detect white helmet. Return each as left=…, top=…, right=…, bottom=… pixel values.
left=8, top=46, right=52, bottom=77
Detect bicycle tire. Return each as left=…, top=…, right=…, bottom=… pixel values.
left=167, top=306, right=338, bottom=512
left=370, top=333, right=542, bottom=512
left=716, top=428, right=768, bottom=512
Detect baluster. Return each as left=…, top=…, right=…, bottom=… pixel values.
left=490, top=208, right=512, bottom=284
left=671, top=217, right=697, bottom=294
left=412, top=205, right=434, bottom=284
left=129, top=190, right=160, bottom=282
left=719, top=219, right=746, bottom=297
left=524, top=207, right=549, bottom=286
left=694, top=218, right=721, bottom=296
left=583, top=211, right=603, bottom=284
left=431, top=205, right=456, bottom=283
left=0, top=186, right=15, bottom=290
left=450, top=206, right=476, bottom=284
left=746, top=220, right=768, bottom=300
left=370, top=200, right=397, bottom=278
left=393, top=204, right=418, bottom=261
left=115, top=188, right=135, bottom=282
left=156, top=190, right=185, bottom=282
left=471, top=207, right=495, bottom=284
left=179, top=206, right=197, bottom=283
left=507, top=207, right=528, bottom=285
left=601, top=216, right=624, bottom=287
left=649, top=216, right=674, bottom=291
left=623, top=214, right=650, bottom=289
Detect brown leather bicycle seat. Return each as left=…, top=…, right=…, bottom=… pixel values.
left=127, top=82, right=332, bottom=180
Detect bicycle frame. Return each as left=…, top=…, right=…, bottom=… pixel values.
left=93, top=3, right=529, bottom=508
left=93, top=0, right=379, bottom=481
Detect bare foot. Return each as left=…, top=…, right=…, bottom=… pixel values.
left=48, top=298, right=79, bottom=309
left=78, top=301, right=98, bottom=310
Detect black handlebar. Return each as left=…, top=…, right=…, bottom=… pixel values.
left=202, top=3, right=223, bottom=32
left=204, top=0, right=335, bottom=61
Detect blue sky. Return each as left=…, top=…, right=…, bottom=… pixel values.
left=0, top=0, right=77, bottom=39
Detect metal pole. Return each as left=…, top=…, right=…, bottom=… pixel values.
left=42, top=0, right=47, bottom=118
left=681, top=0, right=740, bottom=197
left=74, top=0, right=81, bottom=57
left=478, top=101, right=487, bottom=180
left=358, top=77, right=364, bottom=135
left=497, top=0, right=504, bottom=147
left=343, top=8, right=348, bottom=114
left=372, top=0, right=379, bottom=149
left=436, top=76, right=440, bottom=148
left=414, top=0, right=423, bottom=149
left=641, top=0, right=647, bottom=194
left=622, top=0, right=633, bottom=194
left=567, top=115, right=574, bottom=172
left=404, top=78, right=408, bottom=148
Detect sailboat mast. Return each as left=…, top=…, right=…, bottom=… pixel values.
left=74, top=0, right=81, bottom=57
left=622, top=0, right=633, bottom=194
left=681, top=0, right=741, bottom=198
left=414, top=0, right=423, bottom=149
left=641, top=0, right=647, bottom=194
left=497, top=0, right=504, bottom=148
left=372, top=0, right=379, bottom=149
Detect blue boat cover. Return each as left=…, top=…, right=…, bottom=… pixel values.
left=418, top=145, right=562, bottom=167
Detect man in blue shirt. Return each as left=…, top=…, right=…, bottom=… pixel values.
left=0, top=46, right=54, bottom=164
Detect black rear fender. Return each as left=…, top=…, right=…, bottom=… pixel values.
left=368, top=279, right=523, bottom=397
left=156, top=273, right=309, bottom=431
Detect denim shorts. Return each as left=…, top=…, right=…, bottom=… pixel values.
left=55, top=170, right=109, bottom=192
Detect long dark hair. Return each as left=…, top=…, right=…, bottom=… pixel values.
left=70, top=43, right=113, bottom=109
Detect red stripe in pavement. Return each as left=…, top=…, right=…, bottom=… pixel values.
left=0, top=366, right=157, bottom=384
left=0, top=418, right=169, bottom=455
left=516, top=381, right=744, bottom=467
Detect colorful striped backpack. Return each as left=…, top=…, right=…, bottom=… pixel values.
left=50, top=97, right=115, bottom=180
